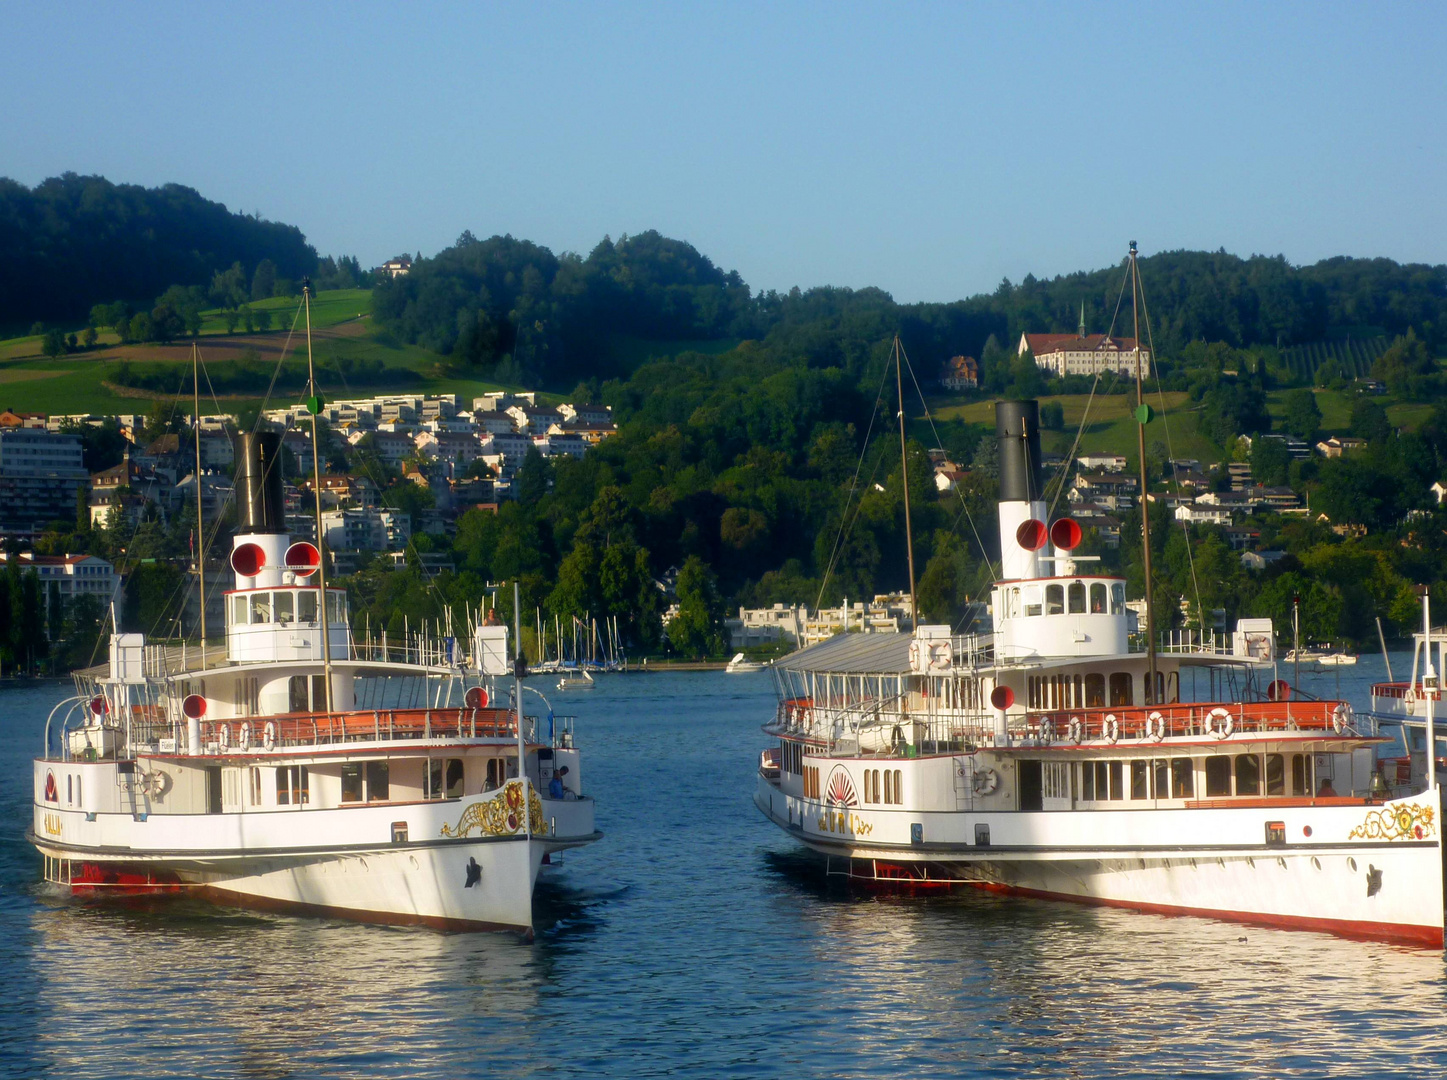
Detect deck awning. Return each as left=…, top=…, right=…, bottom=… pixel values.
left=773, top=632, right=912, bottom=675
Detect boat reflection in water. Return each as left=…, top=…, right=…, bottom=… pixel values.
left=760, top=849, right=1447, bottom=1076
left=20, top=895, right=556, bottom=1078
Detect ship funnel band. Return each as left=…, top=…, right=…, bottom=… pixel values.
left=234, top=432, right=286, bottom=534
left=996, top=400, right=1043, bottom=503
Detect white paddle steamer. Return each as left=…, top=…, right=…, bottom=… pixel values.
left=30, top=430, right=598, bottom=935
left=757, top=397, right=1444, bottom=947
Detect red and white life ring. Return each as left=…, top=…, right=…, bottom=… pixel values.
left=1332, top=703, right=1353, bottom=734
left=1102, top=714, right=1120, bottom=744
left=1068, top=716, right=1084, bottom=744
left=263, top=720, right=277, bottom=751
left=238, top=722, right=251, bottom=751
left=1144, top=711, right=1166, bottom=742
left=1205, top=707, right=1234, bottom=740
left=1039, top=719, right=1054, bottom=745
left=217, top=723, right=230, bottom=750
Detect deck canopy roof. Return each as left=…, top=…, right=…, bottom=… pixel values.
left=773, top=632, right=911, bottom=675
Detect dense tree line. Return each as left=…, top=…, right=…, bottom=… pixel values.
left=0, top=173, right=320, bottom=329
left=372, top=230, right=1447, bottom=392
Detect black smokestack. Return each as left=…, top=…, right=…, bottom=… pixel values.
left=234, top=431, right=285, bottom=533
left=996, top=400, right=1042, bottom=503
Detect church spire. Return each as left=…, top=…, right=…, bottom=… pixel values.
left=1078, top=300, right=1087, bottom=338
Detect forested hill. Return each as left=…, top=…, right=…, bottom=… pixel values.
left=375, top=234, right=1447, bottom=389
left=0, top=173, right=317, bottom=328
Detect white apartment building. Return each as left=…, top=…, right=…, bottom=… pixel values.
left=1020, top=331, right=1150, bottom=378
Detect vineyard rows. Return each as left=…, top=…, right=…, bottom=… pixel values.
left=1279, top=337, right=1389, bottom=382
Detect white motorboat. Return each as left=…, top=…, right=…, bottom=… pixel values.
left=726, top=653, right=767, bottom=674
left=755, top=390, right=1444, bottom=948
left=557, top=669, right=595, bottom=691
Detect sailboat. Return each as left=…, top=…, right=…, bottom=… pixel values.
left=753, top=246, right=1444, bottom=948
left=28, top=283, right=600, bottom=935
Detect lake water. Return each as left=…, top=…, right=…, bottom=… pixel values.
left=4, top=659, right=1447, bottom=1078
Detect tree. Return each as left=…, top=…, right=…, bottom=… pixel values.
left=1249, top=437, right=1291, bottom=487
left=1372, top=328, right=1434, bottom=395
left=665, top=555, right=726, bottom=658
left=1351, top=399, right=1393, bottom=444
left=515, top=447, right=552, bottom=503
left=254, top=307, right=272, bottom=332
left=1040, top=400, right=1065, bottom=431
left=1281, top=389, right=1322, bottom=442
left=81, top=326, right=97, bottom=348
left=251, top=258, right=277, bottom=302
left=41, top=329, right=66, bottom=358
left=224, top=309, right=241, bottom=334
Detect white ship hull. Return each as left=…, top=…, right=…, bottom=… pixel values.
left=34, top=781, right=598, bottom=935
left=756, top=776, right=1445, bottom=947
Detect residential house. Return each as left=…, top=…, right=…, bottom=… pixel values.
left=320, top=507, right=411, bottom=552
left=1224, top=526, right=1261, bottom=551
left=725, top=603, right=809, bottom=650
left=549, top=419, right=616, bottom=446
left=1316, top=436, right=1368, bottom=458
left=381, top=255, right=412, bottom=277
left=1241, top=550, right=1288, bottom=571
left=1020, top=312, right=1150, bottom=377
left=1077, top=453, right=1128, bottom=472
left=414, top=430, right=484, bottom=470
left=1070, top=472, right=1138, bottom=511
left=939, top=355, right=979, bottom=391
left=557, top=402, right=613, bottom=425
left=1175, top=503, right=1232, bottom=527
left=0, top=551, right=119, bottom=608
left=506, top=405, right=563, bottom=436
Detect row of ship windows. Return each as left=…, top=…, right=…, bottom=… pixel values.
left=1049, top=753, right=1316, bottom=803
left=862, top=768, right=903, bottom=805
left=1004, top=582, right=1125, bottom=619
left=230, top=591, right=347, bottom=627
left=241, top=758, right=507, bottom=808
left=1027, top=672, right=1176, bottom=710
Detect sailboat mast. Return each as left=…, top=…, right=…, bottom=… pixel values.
left=894, top=336, right=918, bottom=629
left=303, top=281, right=334, bottom=713
left=193, top=343, right=206, bottom=670
left=1129, top=242, right=1159, bottom=702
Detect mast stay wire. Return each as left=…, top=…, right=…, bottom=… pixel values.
left=1135, top=261, right=1207, bottom=633
left=1045, top=258, right=1133, bottom=519
left=138, top=302, right=308, bottom=648
left=814, top=354, right=895, bottom=613
left=895, top=339, right=998, bottom=596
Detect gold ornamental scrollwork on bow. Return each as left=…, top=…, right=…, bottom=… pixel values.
left=1347, top=803, right=1436, bottom=842
left=440, top=781, right=549, bottom=838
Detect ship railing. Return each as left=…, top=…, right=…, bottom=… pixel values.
left=767, top=697, right=1367, bottom=756
left=189, top=707, right=540, bottom=751
left=1156, top=629, right=1235, bottom=656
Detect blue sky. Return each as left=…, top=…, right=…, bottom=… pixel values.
left=3, top=2, right=1443, bottom=302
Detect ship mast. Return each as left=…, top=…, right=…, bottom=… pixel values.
left=894, top=336, right=918, bottom=629
left=303, top=281, right=334, bottom=713
left=192, top=342, right=206, bottom=671
left=1129, top=241, right=1159, bottom=703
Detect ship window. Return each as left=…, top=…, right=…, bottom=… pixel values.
left=341, top=763, right=363, bottom=803
left=1009, top=588, right=1020, bottom=618
left=1024, top=586, right=1042, bottom=618
left=1090, top=583, right=1107, bottom=613
left=1205, top=756, right=1231, bottom=797
left=1085, top=674, right=1105, bottom=707
left=1081, top=762, right=1095, bottom=800
left=1291, top=753, right=1308, bottom=796
left=1131, top=760, right=1148, bottom=800
left=1235, top=754, right=1260, bottom=796
left=1072, top=674, right=1083, bottom=709
left=1265, top=754, right=1285, bottom=796
left=288, top=675, right=308, bottom=712
left=1154, top=758, right=1169, bottom=799
left=365, top=761, right=389, bottom=802
left=1109, top=761, right=1123, bottom=800
left=1109, top=673, right=1133, bottom=706
left=327, top=591, right=346, bottom=624
left=276, top=765, right=309, bottom=805
left=884, top=770, right=893, bottom=803
left=250, top=592, right=271, bottom=624
left=299, top=592, right=319, bottom=622
left=1111, top=584, right=1125, bottom=614
left=1045, top=584, right=1064, bottom=615
left=274, top=591, right=295, bottom=623
left=1172, top=758, right=1194, bottom=798
left=1068, top=582, right=1086, bottom=614
left=66, top=775, right=73, bottom=805
left=447, top=758, right=466, bottom=796
left=891, top=769, right=902, bottom=805
left=231, top=595, right=247, bottom=626
left=249, top=767, right=262, bottom=806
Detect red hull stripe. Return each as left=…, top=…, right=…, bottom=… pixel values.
left=971, top=881, right=1444, bottom=949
